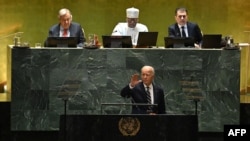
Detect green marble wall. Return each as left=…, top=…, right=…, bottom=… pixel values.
left=8, top=47, right=240, bottom=132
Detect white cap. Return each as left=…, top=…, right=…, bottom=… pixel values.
left=126, top=7, right=139, bottom=18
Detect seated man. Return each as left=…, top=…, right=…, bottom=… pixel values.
left=112, top=7, right=148, bottom=47
left=44, top=8, right=86, bottom=47
left=168, top=7, right=203, bottom=48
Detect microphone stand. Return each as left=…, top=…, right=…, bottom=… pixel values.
left=190, top=97, right=201, bottom=115
left=58, top=96, right=69, bottom=141
left=194, top=99, right=199, bottom=115
left=0, top=32, right=24, bottom=47
left=63, top=97, right=68, bottom=141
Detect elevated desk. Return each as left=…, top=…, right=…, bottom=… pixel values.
left=7, top=47, right=240, bottom=132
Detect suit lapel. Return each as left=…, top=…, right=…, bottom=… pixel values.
left=174, top=23, right=181, bottom=37
left=139, top=82, right=148, bottom=102
left=187, top=22, right=192, bottom=37
left=54, top=24, right=60, bottom=37
left=69, top=24, right=73, bottom=37
left=152, top=84, right=157, bottom=103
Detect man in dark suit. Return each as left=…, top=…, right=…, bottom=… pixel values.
left=44, top=8, right=86, bottom=47
left=168, top=7, right=202, bottom=48
left=120, top=66, right=166, bottom=114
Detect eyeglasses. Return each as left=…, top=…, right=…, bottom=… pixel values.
left=178, top=15, right=186, bottom=18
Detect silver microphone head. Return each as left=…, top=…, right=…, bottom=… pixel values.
left=0, top=31, right=24, bottom=40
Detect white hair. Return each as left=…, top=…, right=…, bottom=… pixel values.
left=141, top=65, right=155, bottom=75
left=58, top=8, right=72, bottom=19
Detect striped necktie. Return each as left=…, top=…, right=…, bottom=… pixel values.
left=146, top=86, right=151, bottom=104
left=146, top=86, right=153, bottom=112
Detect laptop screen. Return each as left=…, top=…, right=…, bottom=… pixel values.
left=201, top=34, right=222, bottom=48
left=46, top=37, right=78, bottom=48
left=102, top=35, right=132, bottom=48
left=136, top=32, right=158, bottom=48
left=164, top=37, right=195, bottom=48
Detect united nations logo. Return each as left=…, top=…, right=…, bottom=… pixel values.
left=118, top=117, right=140, bottom=136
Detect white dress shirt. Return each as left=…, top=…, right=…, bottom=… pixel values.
left=112, top=22, right=148, bottom=46
left=178, top=24, right=188, bottom=37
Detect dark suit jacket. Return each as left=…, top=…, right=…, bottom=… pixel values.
left=120, top=82, right=166, bottom=114
left=168, top=22, right=203, bottom=44
left=44, top=22, right=86, bottom=47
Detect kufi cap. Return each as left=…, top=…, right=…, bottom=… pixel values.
left=126, top=7, right=139, bottom=18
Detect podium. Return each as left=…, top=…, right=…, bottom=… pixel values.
left=59, top=114, right=198, bottom=141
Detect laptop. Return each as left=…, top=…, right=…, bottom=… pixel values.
left=164, top=37, right=195, bottom=48
left=136, top=32, right=158, bottom=48
left=46, top=37, right=78, bottom=48
left=102, top=35, right=133, bottom=48
left=201, top=34, right=222, bottom=48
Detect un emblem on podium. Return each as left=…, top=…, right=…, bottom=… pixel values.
left=118, top=117, right=140, bottom=136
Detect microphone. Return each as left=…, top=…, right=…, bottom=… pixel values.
left=130, top=97, right=157, bottom=114
left=112, top=30, right=121, bottom=36
left=0, top=32, right=24, bottom=47
left=0, top=32, right=24, bottom=40
left=13, top=32, right=24, bottom=47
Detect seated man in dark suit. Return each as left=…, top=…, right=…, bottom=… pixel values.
left=168, top=7, right=203, bottom=48
left=120, top=65, right=166, bottom=114
left=44, top=8, right=86, bottom=47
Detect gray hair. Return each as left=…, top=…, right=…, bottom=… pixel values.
left=58, top=8, right=72, bottom=19
left=141, top=65, right=155, bottom=75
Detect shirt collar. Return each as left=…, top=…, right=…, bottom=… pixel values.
left=60, top=26, right=68, bottom=31
left=178, top=24, right=187, bottom=29
left=143, top=83, right=153, bottom=89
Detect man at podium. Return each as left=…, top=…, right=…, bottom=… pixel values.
left=120, top=65, right=166, bottom=114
